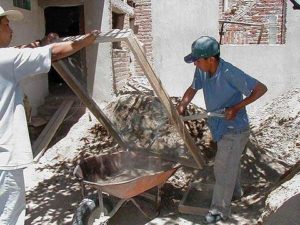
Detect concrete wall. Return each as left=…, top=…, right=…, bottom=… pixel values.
left=84, top=0, right=114, bottom=105
left=152, top=0, right=300, bottom=115
left=1, top=0, right=48, bottom=115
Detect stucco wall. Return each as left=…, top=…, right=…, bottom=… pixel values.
left=1, top=0, right=48, bottom=115
left=152, top=0, right=219, bottom=108
left=152, top=0, right=300, bottom=115
left=84, top=0, right=114, bottom=105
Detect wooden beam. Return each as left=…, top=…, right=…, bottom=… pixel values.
left=33, top=99, right=74, bottom=161
left=125, top=33, right=205, bottom=169
left=38, top=0, right=83, bottom=8
left=218, top=20, right=264, bottom=44
left=96, top=29, right=132, bottom=43
left=59, top=29, right=132, bottom=44
left=178, top=181, right=211, bottom=216
left=52, top=59, right=128, bottom=151
left=218, top=20, right=263, bottom=27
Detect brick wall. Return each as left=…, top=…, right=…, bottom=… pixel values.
left=219, top=0, right=286, bottom=44
left=133, top=0, right=153, bottom=76
left=112, top=11, right=131, bottom=94
left=112, top=49, right=131, bottom=93
left=111, top=0, right=153, bottom=93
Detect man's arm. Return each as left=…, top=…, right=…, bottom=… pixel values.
left=16, top=33, right=59, bottom=49
left=225, top=81, right=268, bottom=120
left=49, top=30, right=99, bottom=61
left=177, top=86, right=197, bottom=115
left=15, top=31, right=100, bottom=61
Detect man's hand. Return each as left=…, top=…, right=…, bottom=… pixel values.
left=177, top=103, right=186, bottom=115
left=177, top=86, right=197, bottom=116
left=90, top=30, right=101, bottom=38
left=40, top=33, right=59, bottom=46
left=225, top=106, right=239, bottom=120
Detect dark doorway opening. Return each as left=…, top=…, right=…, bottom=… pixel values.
left=44, top=6, right=85, bottom=95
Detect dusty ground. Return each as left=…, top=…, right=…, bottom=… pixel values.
left=24, top=83, right=300, bottom=225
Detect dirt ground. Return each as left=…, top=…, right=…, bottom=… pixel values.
left=24, top=84, right=300, bottom=225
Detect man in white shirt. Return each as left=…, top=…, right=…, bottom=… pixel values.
left=0, top=6, right=100, bottom=225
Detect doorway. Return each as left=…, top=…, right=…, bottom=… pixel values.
left=44, top=6, right=86, bottom=95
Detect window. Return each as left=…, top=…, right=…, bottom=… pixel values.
left=13, top=0, right=31, bottom=10
left=112, top=12, right=125, bottom=49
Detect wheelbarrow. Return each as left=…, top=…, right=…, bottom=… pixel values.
left=72, top=151, right=181, bottom=224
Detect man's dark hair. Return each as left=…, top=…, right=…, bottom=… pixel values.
left=0, top=16, right=4, bottom=23
left=204, top=53, right=220, bottom=61
left=213, top=53, right=220, bottom=61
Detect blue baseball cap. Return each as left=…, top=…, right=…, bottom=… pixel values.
left=184, top=36, right=220, bottom=63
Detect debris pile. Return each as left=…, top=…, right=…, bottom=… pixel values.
left=103, top=93, right=215, bottom=160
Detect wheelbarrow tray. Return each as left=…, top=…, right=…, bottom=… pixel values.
left=74, top=151, right=180, bottom=199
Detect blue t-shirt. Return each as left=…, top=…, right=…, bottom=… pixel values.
left=192, top=58, right=257, bottom=141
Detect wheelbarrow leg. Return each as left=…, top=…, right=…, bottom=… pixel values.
left=97, top=188, right=104, bottom=217
left=95, top=188, right=110, bottom=223
left=156, top=184, right=163, bottom=213
left=80, top=181, right=86, bottom=198
left=130, top=184, right=163, bottom=220
left=130, top=198, right=155, bottom=219
left=109, top=198, right=127, bottom=217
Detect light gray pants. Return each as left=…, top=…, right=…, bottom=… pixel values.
left=210, top=130, right=250, bottom=219
left=0, top=169, right=26, bottom=225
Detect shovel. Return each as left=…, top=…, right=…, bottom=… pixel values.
left=181, top=111, right=224, bottom=122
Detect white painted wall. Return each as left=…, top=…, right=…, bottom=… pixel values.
left=1, top=0, right=48, bottom=115
left=152, top=0, right=219, bottom=108
left=152, top=0, right=300, bottom=115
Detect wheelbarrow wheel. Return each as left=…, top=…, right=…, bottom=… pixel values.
left=72, top=195, right=113, bottom=225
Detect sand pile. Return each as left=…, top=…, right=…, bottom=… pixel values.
left=251, top=88, right=300, bottom=167
left=250, top=88, right=300, bottom=224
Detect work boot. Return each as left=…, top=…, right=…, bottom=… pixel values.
left=205, top=211, right=222, bottom=224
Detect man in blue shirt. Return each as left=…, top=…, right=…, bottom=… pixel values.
left=177, top=36, right=267, bottom=223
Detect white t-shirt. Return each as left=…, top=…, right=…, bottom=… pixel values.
left=0, top=46, right=51, bottom=170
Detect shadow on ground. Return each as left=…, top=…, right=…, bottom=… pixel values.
left=25, top=120, right=290, bottom=225
left=25, top=163, right=81, bottom=225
